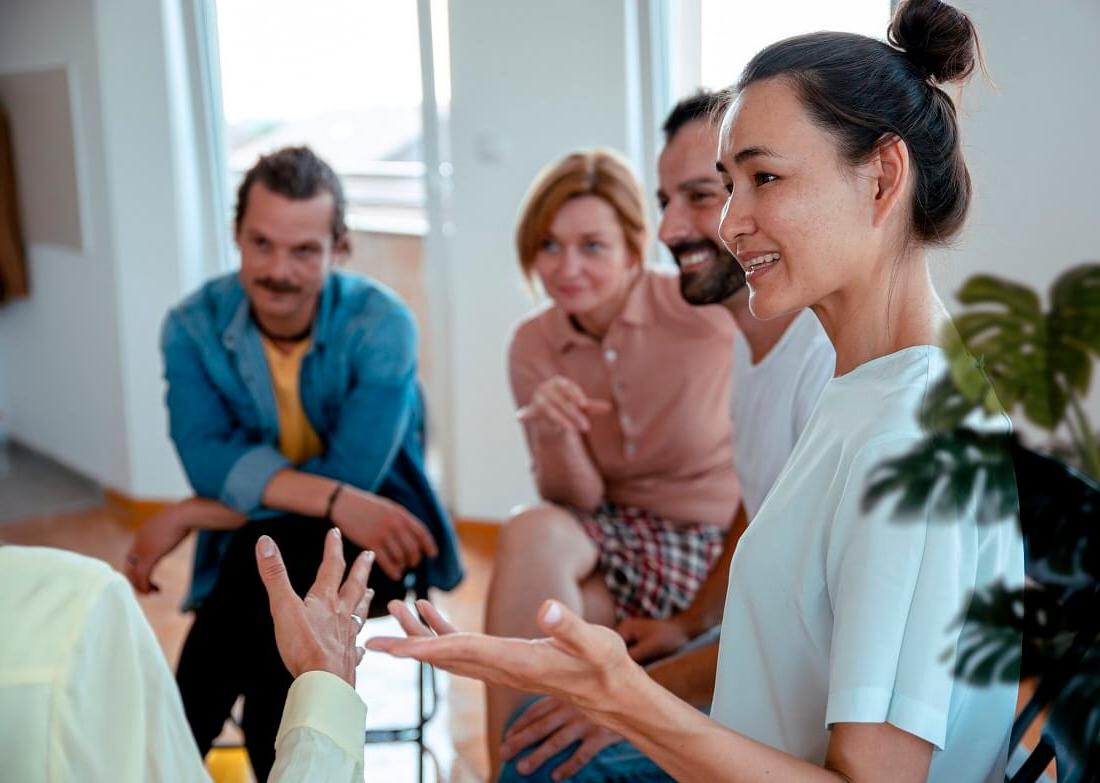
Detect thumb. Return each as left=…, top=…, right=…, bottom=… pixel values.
left=537, top=600, right=600, bottom=658
left=255, top=535, right=295, bottom=607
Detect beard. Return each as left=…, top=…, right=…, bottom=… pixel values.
left=670, top=239, right=747, bottom=306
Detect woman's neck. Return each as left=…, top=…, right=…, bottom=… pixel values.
left=813, top=250, right=949, bottom=376
left=571, top=268, right=642, bottom=340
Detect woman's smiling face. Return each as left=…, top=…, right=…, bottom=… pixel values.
left=716, top=77, right=886, bottom=322
left=532, top=195, right=639, bottom=319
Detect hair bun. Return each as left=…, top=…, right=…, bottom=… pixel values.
left=888, top=0, right=977, bottom=83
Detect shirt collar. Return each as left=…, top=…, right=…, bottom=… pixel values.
left=544, top=270, right=651, bottom=352
left=221, top=275, right=337, bottom=351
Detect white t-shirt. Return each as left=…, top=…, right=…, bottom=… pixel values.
left=731, top=308, right=835, bottom=519
left=712, top=346, right=1024, bottom=782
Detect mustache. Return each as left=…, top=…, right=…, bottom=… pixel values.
left=669, top=238, right=726, bottom=265
left=255, top=277, right=302, bottom=294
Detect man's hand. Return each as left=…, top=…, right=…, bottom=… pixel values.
left=330, top=487, right=438, bottom=581
left=124, top=504, right=191, bottom=594
left=256, top=527, right=375, bottom=686
left=616, top=615, right=692, bottom=663
left=501, top=697, right=622, bottom=782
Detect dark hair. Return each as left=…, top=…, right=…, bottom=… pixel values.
left=736, top=0, right=978, bottom=245
left=234, top=146, right=348, bottom=242
left=662, top=90, right=726, bottom=144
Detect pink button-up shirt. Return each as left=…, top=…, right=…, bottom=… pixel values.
left=508, top=269, right=741, bottom=529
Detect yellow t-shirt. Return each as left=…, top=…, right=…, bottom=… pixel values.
left=261, top=337, right=324, bottom=464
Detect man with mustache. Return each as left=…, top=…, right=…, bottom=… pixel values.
left=125, top=146, right=462, bottom=780
left=497, top=91, right=834, bottom=783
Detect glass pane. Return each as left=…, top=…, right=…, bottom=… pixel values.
left=214, top=0, right=427, bottom=223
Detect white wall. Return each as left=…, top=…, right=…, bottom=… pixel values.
left=94, top=0, right=208, bottom=497
left=0, top=0, right=131, bottom=486
left=933, top=0, right=1100, bottom=425
left=444, top=0, right=648, bottom=518
left=0, top=0, right=212, bottom=498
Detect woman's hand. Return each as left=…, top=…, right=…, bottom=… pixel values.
left=517, top=376, right=612, bottom=434
left=255, top=527, right=375, bottom=686
left=368, top=598, right=645, bottom=717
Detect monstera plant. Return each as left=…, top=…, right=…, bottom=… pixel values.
left=954, top=265, right=1100, bottom=479
left=863, top=263, right=1100, bottom=782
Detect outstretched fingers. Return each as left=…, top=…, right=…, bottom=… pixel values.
left=415, top=599, right=457, bottom=635
left=310, top=527, right=346, bottom=600
left=338, top=549, right=374, bottom=615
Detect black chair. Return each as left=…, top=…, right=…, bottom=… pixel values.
left=1006, top=441, right=1100, bottom=783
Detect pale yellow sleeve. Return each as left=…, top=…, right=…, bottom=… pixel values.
left=57, top=572, right=210, bottom=782
left=270, top=671, right=366, bottom=782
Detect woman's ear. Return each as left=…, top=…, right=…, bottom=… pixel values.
left=869, top=135, right=911, bottom=229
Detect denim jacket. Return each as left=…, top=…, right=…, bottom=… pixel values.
left=162, top=271, right=462, bottom=608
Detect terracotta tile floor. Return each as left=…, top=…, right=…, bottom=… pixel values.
left=1, top=507, right=494, bottom=782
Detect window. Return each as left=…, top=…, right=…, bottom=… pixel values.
left=213, top=0, right=450, bottom=235
left=699, top=0, right=891, bottom=90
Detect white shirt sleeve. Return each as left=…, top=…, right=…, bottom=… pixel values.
left=823, top=435, right=979, bottom=749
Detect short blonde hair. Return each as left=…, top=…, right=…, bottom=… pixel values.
left=515, top=149, right=648, bottom=279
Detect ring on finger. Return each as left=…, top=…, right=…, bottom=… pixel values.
left=350, top=613, right=365, bottom=629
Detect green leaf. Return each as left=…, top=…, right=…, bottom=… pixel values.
left=957, top=274, right=1042, bottom=318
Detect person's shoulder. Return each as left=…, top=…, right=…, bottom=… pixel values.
left=817, top=346, right=944, bottom=447
left=643, top=267, right=684, bottom=312
left=329, top=272, right=416, bottom=341
left=509, top=298, right=558, bottom=355
left=0, top=545, right=117, bottom=584
left=164, top=273, right=242, bottom=336
left=330, top=271, right=407, bottom=312
left=0, top=547, right=124, bottom=639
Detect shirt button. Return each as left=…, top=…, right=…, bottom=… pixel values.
left=613, top=381, right=626, bottom=394
left=621, top=414, right=632, bottom=429
left=624, top=441, right=636, bottom=457
left=604, top=349, right=618, bottom=363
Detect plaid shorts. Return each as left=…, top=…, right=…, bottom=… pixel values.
left=575, top=502, right=726, bottom=621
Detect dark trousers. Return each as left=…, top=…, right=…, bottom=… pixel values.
left=175, top=514, right=406, bottom=781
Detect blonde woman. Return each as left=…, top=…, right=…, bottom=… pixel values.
left=484, top=149, right=741, bottom=773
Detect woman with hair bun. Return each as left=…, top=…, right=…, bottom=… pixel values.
left=372, top=3, right=1025, bottom=781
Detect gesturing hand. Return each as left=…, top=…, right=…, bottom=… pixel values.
left=517, top=376, right=612, bottom=434
left=501, top=697, right=623, bottom=782
left=368, top=598, right=644, bottom=718
left=256, top=527, right=375, bottom=686
left=330, top=487, right=438, bottom=581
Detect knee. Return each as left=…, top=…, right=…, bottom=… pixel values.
left=497, top=503, right=584, bottom=558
